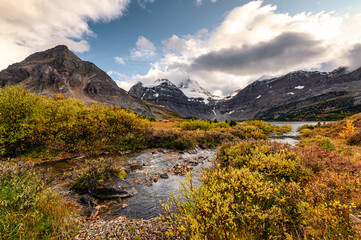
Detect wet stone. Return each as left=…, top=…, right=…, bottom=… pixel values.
left=159, top=173, right=169, bottom=179
left=88, top=177, right=137, bottom=199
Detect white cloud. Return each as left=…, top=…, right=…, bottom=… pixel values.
left=129, top=36, right=157, bottom=60
left=114, top=56, right=125, bottom=65
left=136, top=36, right=156, bottom=51
left=131, top=1, right=361, bottom=96
left=195, top=0, right=217, bottom=6
left=0, top=0, right=130, bottom=70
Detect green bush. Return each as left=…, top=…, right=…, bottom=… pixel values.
left=0, top=163, right=77, bottom=239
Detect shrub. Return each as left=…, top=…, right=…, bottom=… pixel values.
left=0, top=163, right=77, bottom=239
left=163, top=140, right=361, bottom=239
left=347, top=131, right=361, bottom=146
left=300, top=128, right=313, bottom=137
left=179, top=119, right=230, bottom=131
left=72, top=158, right=127, bottom=192
left=217, top=140, right=310, bottom=181
left=229, top=125, right=267, bottom=140
left=297, top=147, right=361, bottom=174
left=54, top=93, right=65, bottom=100
left=319, top=137, right=335, bottom=151
left=0, top=86, right=150, bottom=157
left=229, top=120, right=237, bottom=127
left=195, top=130, right=235, bottom=148
left=273, top=124, right=292, bottom=135
left=339, top=119, right=355, bottom=139
left=242, top=120, right=274, bottom=134
left=146, top=129, right=196, bottom=150
left=148, top=116, right=156, bottom=122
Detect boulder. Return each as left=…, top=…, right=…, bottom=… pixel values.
left=88, top=177, right=137, bottom=199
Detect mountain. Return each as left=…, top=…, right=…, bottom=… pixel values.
left=130, top=67, right=361, bottom=121
left=0, top=45, right=151, bottom=116
left=129, top=79, right=216, bottom=118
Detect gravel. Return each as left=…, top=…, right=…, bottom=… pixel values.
left=75, top=216, right=169, bottom=240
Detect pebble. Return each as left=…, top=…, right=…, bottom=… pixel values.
left=76, top=216, right=168, bottom=240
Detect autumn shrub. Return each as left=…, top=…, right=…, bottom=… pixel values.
left=217, top=140, right=310, bottom=181
left=0, top=86, right=150, bottom=157
left=242, top=120, right=274, bottom=134
left=71, top=158, right=127, bottom=192
left=297, top=147, right=361, bottom=174
left=339, top=119, right=355, bottom=139
left=179, top=119, right=230, bottom=131
left=164, top=140, right=361, bottom=239
left=164, top=141, right=309, bottom=239
left=0, top=86, right=44, bottom=156
left=194, top=130, right=235, bottom=148
left=228, top=125, right=267, bottom=140
left=347, top=130, right=361, bottom=146
left=273, top=124, right=292, bottom=135
left=147, top=129, right=196, bottom=150
left=0, top=162, right=77, bottom=239
left=299, top=128, right=313, bottom=137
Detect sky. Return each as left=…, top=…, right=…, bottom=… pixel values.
left=1, top=0, right=361, bottom=96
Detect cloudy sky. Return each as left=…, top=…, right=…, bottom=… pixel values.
left=1, top=0, right=361, bottom=96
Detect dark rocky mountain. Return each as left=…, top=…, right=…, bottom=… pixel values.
left=130, top=67, right=361, bottom=121
left=0, top=45, right=151, bottom=116
left=129, top=79, right=216, bottom=119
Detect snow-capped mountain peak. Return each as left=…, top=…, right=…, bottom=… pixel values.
left=177, top=78, right=220, bottom=104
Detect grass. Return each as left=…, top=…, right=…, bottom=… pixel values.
left=0, top=162, right=77, bottom=239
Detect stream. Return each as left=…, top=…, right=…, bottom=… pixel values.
left=43, top=122, right=319, bottom=220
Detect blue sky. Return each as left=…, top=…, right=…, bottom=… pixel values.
left=1, top=0, right=361, bottom=96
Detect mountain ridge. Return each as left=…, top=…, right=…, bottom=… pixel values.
left=130, top=67, right=361, bottom=121
left=0, top=45, right=151, bottom=116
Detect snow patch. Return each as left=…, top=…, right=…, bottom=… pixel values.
left=228, top=110, right=235, bottom=115
left=295, top=85, right=304, bottom=90
left=256, top=95, right=261, bottom=99
left=287, top=92, right=294, bottom=95
left=178, top=78, right=218, bottom=104
left=212, top=109, right=216, bottom=116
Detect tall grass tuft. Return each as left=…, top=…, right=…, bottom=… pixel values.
left=0, top=162, right=77, bottom=239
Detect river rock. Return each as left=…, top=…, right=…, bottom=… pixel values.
left=160, top=173, right=169, bottom=179
left=88, top=177, right=137, bottom=199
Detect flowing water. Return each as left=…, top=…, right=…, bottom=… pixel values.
left=42, top=121, right=324, bottom=220
left=41, top=148, right=217, bottom=220
left=268, top=121, right=322, bottom=146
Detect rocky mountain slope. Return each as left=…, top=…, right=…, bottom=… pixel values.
left=129, top=79, right=216, bottom=119
left=130, top=67, right=361, bottom=121
left=0, top=45, right=151, bottom=116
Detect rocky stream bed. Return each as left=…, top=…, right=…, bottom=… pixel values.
left=41, top=147, right=218, bottom=239
left=38, top=128, right=304, bottom=239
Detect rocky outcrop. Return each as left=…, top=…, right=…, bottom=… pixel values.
left=130, top=67, right=361, bottom=121
left=0, top=45, right=151, bottom=116
left=88, top=177, right=137, bottom=199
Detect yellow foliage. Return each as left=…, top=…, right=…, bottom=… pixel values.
left=54, top=93, right=65, bottom=100
left=339, top=119, right=355, bottom=139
